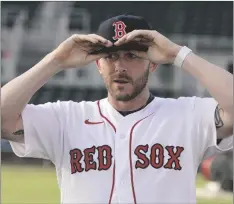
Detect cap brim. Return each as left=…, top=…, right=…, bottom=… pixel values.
left=89, top=42, right=148, bottom=55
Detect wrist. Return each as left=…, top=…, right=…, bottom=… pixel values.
left=173, top=46, right=192, bottom=68
left=44, top=52, right=64, bottom=73
left=168, top=45, right=182, bottom=64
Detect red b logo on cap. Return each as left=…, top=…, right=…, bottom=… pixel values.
left=112, top=21, right=127, bottom=40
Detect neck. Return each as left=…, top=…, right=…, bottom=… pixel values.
left=108, top=88, right=150, bottom=112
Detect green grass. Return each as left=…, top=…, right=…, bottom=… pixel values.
left=2, top=165, right=60, bottom=204
left=1, top=165, right=233, bottom=204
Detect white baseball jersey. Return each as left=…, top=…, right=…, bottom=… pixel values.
left=10, top=96, right=233, bottom=204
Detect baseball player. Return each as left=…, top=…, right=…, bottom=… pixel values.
left=1, top=15, right=233, bottom=204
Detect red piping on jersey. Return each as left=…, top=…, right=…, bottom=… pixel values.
left=129, top=113, right=154, bottom=204
left=97, top=100, right=116, bottom=132
left=108, top=163, right=115, bottom=204
left=97, top=100, right=116, bottom=204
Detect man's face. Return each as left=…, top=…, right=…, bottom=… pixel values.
left=97, top=51, right=156, bottom=101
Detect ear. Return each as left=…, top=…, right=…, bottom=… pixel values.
left=96, top=59, right=102, bottom=74
left=149, top=62, right=158, bottom=72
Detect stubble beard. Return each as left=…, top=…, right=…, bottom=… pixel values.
left=105, top=67, right=150, bottom=102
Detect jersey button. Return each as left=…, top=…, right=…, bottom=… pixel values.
left=120, top=134, right=125, bottom=139
left=120, top=180, right=126, bottom=185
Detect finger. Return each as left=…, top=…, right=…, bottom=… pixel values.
left=86, top=43, right=105, bottom=49
left=87, top=45, right=106, bottom=55
left=127, top=36, right=153, bottom=47
left=73, top=35, right=113, bottom=49
left=114, top=30, right=141, bottom=45
left=135, top=36, right=153, bottom=43
left=126, top=30, right=154, bottom=41
left=129, top=36, right=142, bottom=42
left=72, top=34, right=99, bottom=45
left=88, top=34, right=113, bottom=47
left=114, top=34, right=128, bottom=45
left=115, top=30, right=153, bottom=45
left=131, top=40, right=153, bottom=47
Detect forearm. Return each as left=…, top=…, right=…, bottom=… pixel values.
left=182, top=52, right=233, bottom=112
left=1, top=53, right=60, bottom=123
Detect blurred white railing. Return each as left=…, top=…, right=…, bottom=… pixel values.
left=1, top=10, right=26, bottom=80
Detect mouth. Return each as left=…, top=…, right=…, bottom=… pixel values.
left=113, top=79, right=130, bottom=84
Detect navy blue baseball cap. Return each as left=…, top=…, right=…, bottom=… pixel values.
left=90, top=14, right=152, bottom=54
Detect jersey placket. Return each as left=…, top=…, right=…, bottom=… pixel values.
left=113, top=117, right=135, bottom=203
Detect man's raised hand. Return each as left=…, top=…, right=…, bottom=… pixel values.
left=51, top=34, right=113, bottom=70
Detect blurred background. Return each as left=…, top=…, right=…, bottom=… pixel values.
left=1, top=1, right=233, bottom=204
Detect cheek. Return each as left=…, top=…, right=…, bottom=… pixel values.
left=98, top=64, right=113, bottom=81
left=131, top=59, right=149, bottom=68
left=98, top=60, right=114, bottom=74
left=128, top=61, right=149, bottom=76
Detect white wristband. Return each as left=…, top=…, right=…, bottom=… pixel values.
left=173, top=46, right=192, bottom=68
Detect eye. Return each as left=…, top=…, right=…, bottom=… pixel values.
left=125, top=53, right=138, bottom=59
left=105, top=53, right=118, bottom=60
left=105, top=54, right=113, bottom=59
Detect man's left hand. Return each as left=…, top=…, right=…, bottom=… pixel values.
left=114, top=30, right=181, bottom=65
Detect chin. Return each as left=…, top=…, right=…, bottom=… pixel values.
left=115, top=94, right=133, bottom=102
left=113, top=91, right=138, bottom=102
left=107, top=82, right=143, bottom=102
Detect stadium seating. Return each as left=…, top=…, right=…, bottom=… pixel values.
left=2, top=2, right=231, bottom=36
left=70, top=2, right=232, bottom=37
left=1, top=2, right=42, bottom=29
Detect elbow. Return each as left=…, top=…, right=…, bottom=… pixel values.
left=1, top=109, right=18, bottom=137
left=1, top=102, right=20, bottom=127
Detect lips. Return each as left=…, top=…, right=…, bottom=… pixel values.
left=113, top=79, right=129, bottom=84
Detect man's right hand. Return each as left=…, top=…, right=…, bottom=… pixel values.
left=51, top=34, right=113, bottom=70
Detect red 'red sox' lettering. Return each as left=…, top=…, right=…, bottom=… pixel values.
left=84, top=146, right=97, bottom=172
left=70, top=143, right=184, bottom=174
left=135, top=144, right=184, bottom=170
left=70, top=148, right=84, bottom=173
left=70, top=145, right=112, bottom=174
left=97, top=145, right=112, bottom=170
left=164, top=146, right=184, bottom=170
left=150, top=144, right=164, bottom=168
left=135, top=144, right=149, bottom=169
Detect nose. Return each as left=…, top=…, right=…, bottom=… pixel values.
left=114, top=58, right=127, bottom=73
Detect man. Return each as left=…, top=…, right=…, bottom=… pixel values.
left=1, top=15, right=233, bottom=204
